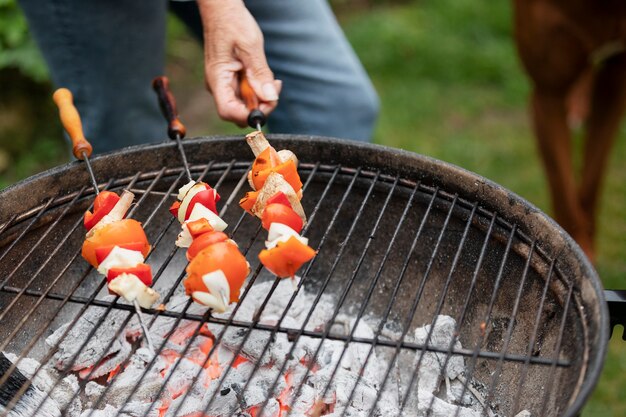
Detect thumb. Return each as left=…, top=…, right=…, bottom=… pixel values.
left=238, top=50, right=279, bottom=103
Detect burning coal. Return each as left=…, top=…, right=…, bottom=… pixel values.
left=1, top=279, right=529, bottom=417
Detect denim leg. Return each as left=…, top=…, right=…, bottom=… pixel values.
left=18, top=0, right=168, bottom=153
left=245, top=0, right=380, bottom=142
left=171, top=0, right=380, bottom=142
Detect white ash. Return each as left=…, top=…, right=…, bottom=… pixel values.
left=413, top=390, right=481, bottom=417
left=161, top=357, right=210, bottom=401
left=515, top=411, right=533, bottom=417
left=412, top=315, right=465, bottom=394
left=212, top=277, right=335, bottom=332
left=80, top=403, right=159, bottom=417
left=98, top=348, right=163, bottom=406
left=5, top=274, right=529, bottom=417
left=45, top=300, right=132, bottom=379
left=84, top=381, right=105, bottom=404
left=1, top=353, right=62, bottom=417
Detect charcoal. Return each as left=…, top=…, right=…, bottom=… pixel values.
left=160, top=378, right=208, bottom=417
left=80, top=404, right=117, bottom=417
left=80, top=403, right=159, bottom=417
left=213, top=278, right=335, bottom=332
left=162, top=358, right=209, bottom=401
left=256, top=398, right=280, bottom=417
left=84, top=381, right=105, bottom=403
left=413, top=315, right=465, bottom=394
left=2, top=352, right=74, bottom=417
left=414, top=390, right=480, bottom=417
left=238, top=363, right=286, bottom=408
left=45, top=304, right=131, bottom=373
left=101, top=351, right=163, bottom=406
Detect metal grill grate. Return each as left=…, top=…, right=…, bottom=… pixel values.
left=0, top=153, right=588, bottom=417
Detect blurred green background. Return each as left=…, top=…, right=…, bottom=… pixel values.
left=0, top=0, right=625, bottom=415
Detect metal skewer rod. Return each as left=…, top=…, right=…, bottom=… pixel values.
left=52, top=88, right=156, bottom=353
left=133, top=299, right=155, bottom=352
left=175, top=133, right=193, bottom=182
left=151, top=76, right=193, bottom=182
left=81, top=151, right=100, bottom=195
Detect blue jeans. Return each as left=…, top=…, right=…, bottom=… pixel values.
left=18, top=0, right=379, bottom=153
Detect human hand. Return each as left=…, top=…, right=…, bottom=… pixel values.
left=197, top=0, right=282, bottom=127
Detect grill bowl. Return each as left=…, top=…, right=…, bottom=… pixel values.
left=0, top=135, right=607, bottom=417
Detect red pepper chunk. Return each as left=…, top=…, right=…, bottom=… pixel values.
left=107, top=263, right=153, bottom=286
left=184, top=188, right=218, bottom=219
left=186, top=231, right=229, bottom=261
left=186, top=218, right=214, bottom=238
left=266, top=192, right=292, bottom=208
left=258, top=236, right=316, bottom=278
left=84, top=191, right=120, bottom=230
left=169, top=201, right=181, bottom=218
left=262, top=203, right=303, bottom=233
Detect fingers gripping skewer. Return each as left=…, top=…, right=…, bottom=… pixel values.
left=53, top=88, right=157, bottom=353
left=151, top=76, right=193, bottom=182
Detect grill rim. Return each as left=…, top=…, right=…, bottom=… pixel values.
left=0, top=134, right=608, bottom=417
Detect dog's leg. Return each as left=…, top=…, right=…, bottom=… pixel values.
left=531, top=89, right=593, bottom=256
left=513, top=0, right=594, bottom=257
left=579, top=53, right=626, bottom=255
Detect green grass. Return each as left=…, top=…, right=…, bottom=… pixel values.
left=340, top=1, right=626, bottom=415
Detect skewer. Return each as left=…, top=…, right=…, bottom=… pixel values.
left=151, top=76, right=193, bottom=182
left=237, top=73, right=314, bottom=287
left=239, top=72, right=267, bottom=132
left=152, top=76, right=250, bottom=314
left=52, top=88, right=156, bottom=353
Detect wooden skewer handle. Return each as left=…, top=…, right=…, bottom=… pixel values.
left=239, top=72, right=267, bottom=129
left=152, top=76, right=186, bottom=140
left=239, top=72, right=259, bottom=111
left=52, top=88, right=93, bottom=160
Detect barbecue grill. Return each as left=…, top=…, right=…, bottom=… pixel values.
left=0, top=135, right=614, bottom=417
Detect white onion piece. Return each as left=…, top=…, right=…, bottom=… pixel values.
left=277, top=149, right=298, bottom=167
left=192, top=269, right=230, bottom=313
left=88, top=190, right=135, bottom=236
left=175, top=223, right=193, bottom=248
left=177, top=182, right=209, bottom=224
left=97, top=246, right=144, bottom=275
left=192, top=292, right=225, bottom=313
left=265, top=223, right=309, bottom=249
left=108, top=273, right=159, bottom=308
left=187, top=203, right=228, bottom=231
left=177, top=180, right=196, bottom=200
left=267, top=222, right=299, bottom=242
left=200, top=269, right=230, bottom=311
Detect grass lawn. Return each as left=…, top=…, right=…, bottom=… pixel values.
left=1, top=0, right=625, bottom=414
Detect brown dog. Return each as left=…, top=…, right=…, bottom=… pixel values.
left=513, top=0, right=626, bottom=261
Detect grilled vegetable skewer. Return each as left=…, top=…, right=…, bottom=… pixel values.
left=53, top=88, right=158, bottom=352
left=240, top=131, right=316, bottom=281
left=152, top=76, right=250, bottom=313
